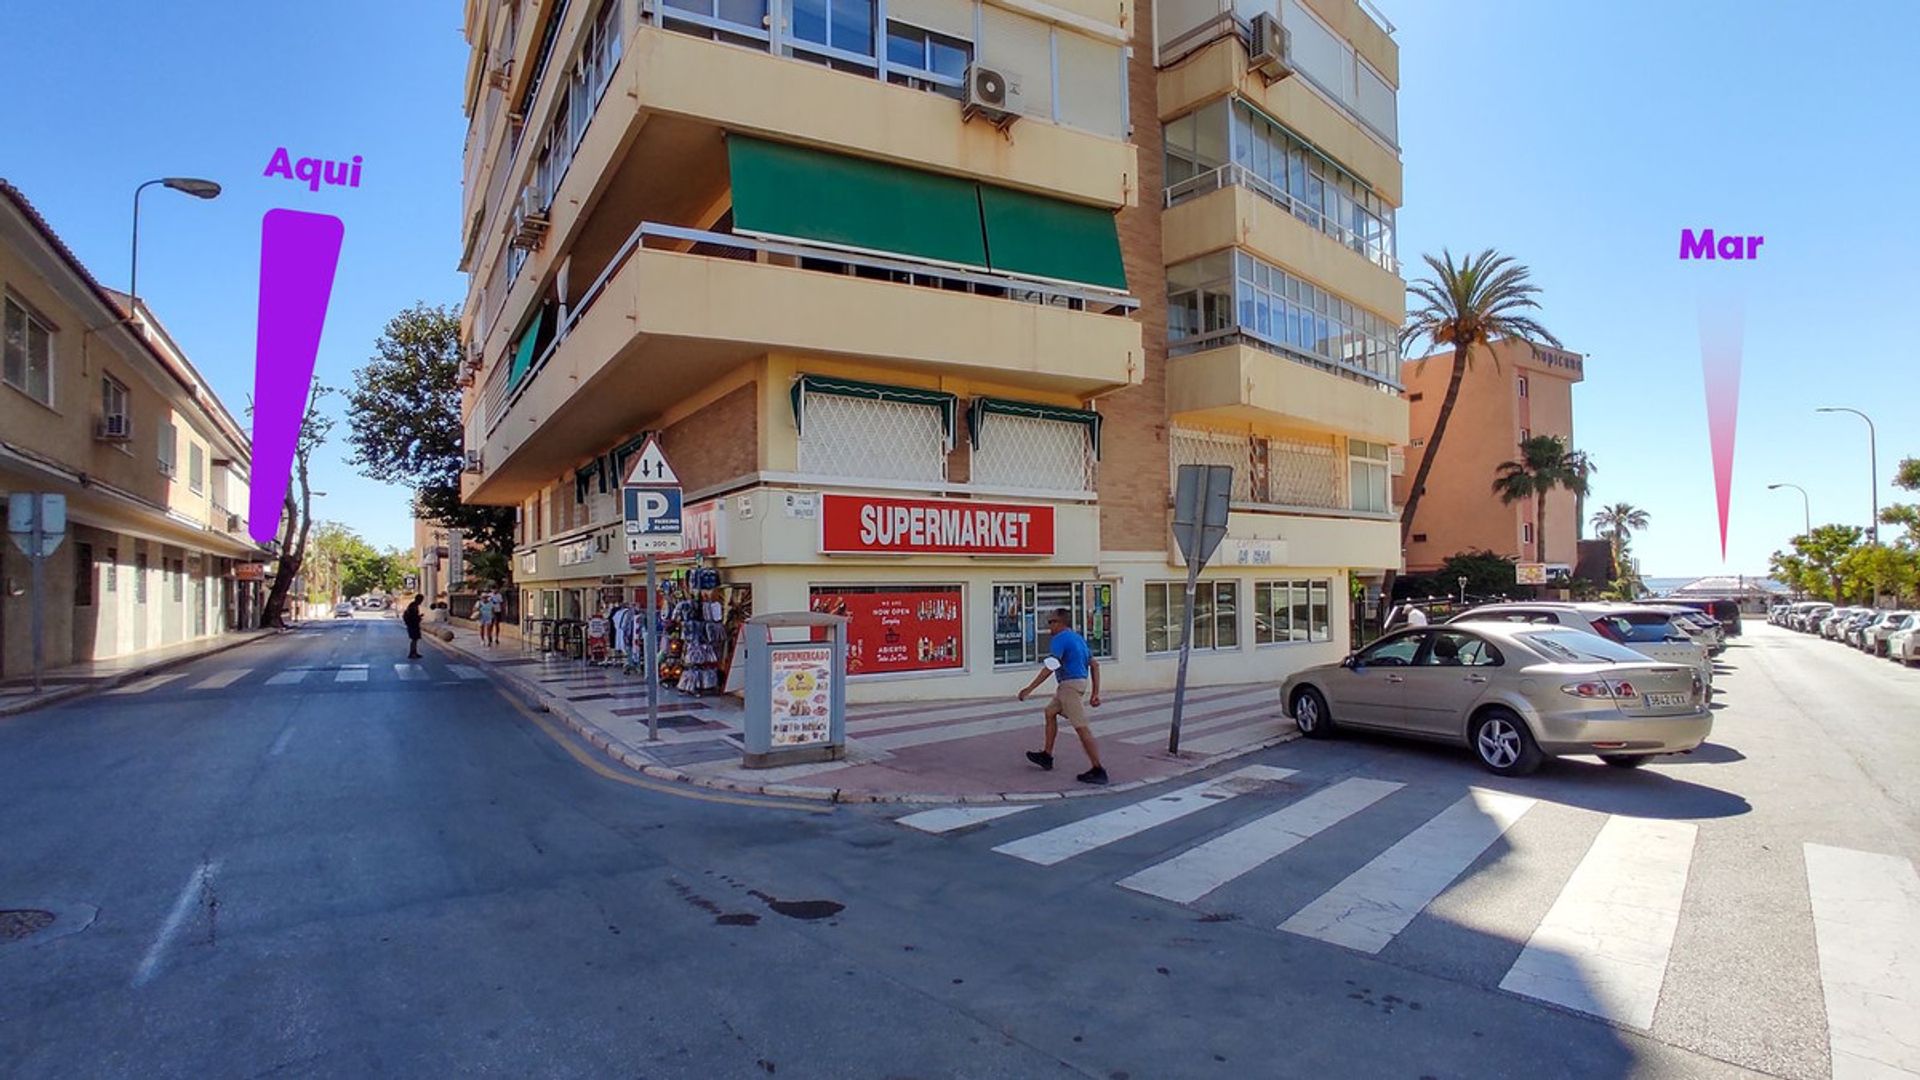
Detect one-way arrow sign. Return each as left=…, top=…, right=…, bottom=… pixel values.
left=624, top=435, right=679, bottom=486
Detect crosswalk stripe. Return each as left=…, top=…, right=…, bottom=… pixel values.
left=449, top=664, right=486, bottom=680
left=264, top=670, right=309, bottom=686
left=1118, top=701, right=1278, bottom=745
left=105, top=673, right=186, bottom=695
left=851, top=686, right=1252, bottom=737
left=992, top=765, right=1296, bottom=867
left=1803, top=843, right=1920, bottom=1078
left=393, top=664, right=427, bottom=681
left=897, top=805, right=1040, bottom=834
left=189, top=669, right=251, bottom=690
left=1498, top=816, right=1697, bottom=1029
left=334, top=667, right=368, bottom=683
left=1178, top=717, right=1294, bottom=756
left=865, top=687, right=1276, bottom=751
left=1279, top=789, right=1535, bottom=953
left=1118, top=778, right=1403, bottom=904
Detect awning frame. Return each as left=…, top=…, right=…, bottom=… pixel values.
left=790, top=375, right=958, bottom=449
left=967, top=397, right=1104, bottom=459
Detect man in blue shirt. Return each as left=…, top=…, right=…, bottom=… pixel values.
left=1017, top=608, right=1106, bottom=784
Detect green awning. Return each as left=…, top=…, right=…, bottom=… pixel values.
left=968, top=397, right=1104, bottom=459
left=729, top=136, right=988, bottom=268
left=508, top=309, right=545, bottom=388
left=791, top=375, right=957, bottom=446
left=979, top=186, right=1128, bottom=291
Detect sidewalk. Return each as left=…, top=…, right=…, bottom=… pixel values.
left=437, top=618, right=1297, bottom=804
left=0, top=629, right=278, bottom=717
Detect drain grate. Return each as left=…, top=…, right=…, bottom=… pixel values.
left=0, top=909, right=56, bottom=942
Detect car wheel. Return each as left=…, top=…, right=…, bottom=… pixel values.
left=1599, top=754, right=1648, bottom=769
left=1471, top=709, right=1543, bottom=776
left=1291, top=687, right=1336, bottom=739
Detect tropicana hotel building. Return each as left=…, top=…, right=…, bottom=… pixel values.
left=455, top=0, right=1406, bottom=701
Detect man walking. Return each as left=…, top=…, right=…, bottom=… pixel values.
left=403, top=593, right=425, bottom=660
left=475, top=588, right=497, bottom=647
left=1017, top=608, right=1106, bottom=785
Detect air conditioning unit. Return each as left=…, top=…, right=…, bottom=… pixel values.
left=510, top=187, right=550, bottom=250
left=464, top=449, right=484, bottom=473
left=962, top=65, right=1019, bottom=129
left=1248, top=13, right=1293, bottom=83
left=95, top=414, right=133, bottom=441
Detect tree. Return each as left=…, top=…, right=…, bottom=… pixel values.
left=465, top=548, right=511, bottom=590
left=342, top=547, right=406, bottom=598
left=343, top=303, right=516, bottom=559
left=1839, top=543, right=1920, bottom=605
left=1492, top=435, right=1594, bottom=566
left=1769, top=524, right=1864, bottom=601
left=304, top=521, right=364, bottom=603
left=1883, top=457, right=1920, bottom=546
left=1392, top=249, right=1560, bottom=609
left=259, top=387, right=334, bottom=627
left=1590, top=502, right=1652, bottom=580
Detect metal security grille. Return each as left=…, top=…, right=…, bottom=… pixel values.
left=1268, top=435, right=1342, bottom=508
left=1169, top=428, right=1256, bottom=502
left=972, top=414, right=1094, bottom=493
left=798, top=392, right=948, bottom=484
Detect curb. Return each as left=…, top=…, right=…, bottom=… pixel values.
left=439, top=634, right=1303, bottom=807
left=0, top=630, right=277, bottom=718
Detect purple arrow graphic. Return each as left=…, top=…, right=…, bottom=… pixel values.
left=248, top=209, right=344, bottom=545
left=1699, top=297, right=1743, bottom=561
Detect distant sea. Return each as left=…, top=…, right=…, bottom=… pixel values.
left=1642, top=576, right=1787, bottom=595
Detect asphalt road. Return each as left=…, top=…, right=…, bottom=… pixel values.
left=1, top=616, right=1914, bottom=1079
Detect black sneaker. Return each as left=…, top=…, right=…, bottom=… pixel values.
left=1076, top=766, right=1109, bottom=785
left=1025, top=751, right=1055, bottom=771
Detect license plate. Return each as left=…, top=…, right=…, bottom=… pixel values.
left=1644, top=692, right=1688, bottom=708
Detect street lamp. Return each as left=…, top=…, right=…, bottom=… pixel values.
left=1767, top=483, right=1811, bottom=538
left=1814, top=407, right=1879, bottom=545
left=130, top=177, right=221, bottom=315
left=1457, top=575, right=1468, bottom=605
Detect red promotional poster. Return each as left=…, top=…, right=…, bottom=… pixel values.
left=819, top=494, right=1055, bottom=556
left=808, top=586, right=964, bottom=676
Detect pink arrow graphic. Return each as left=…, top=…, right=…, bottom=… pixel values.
left=248, top=209, right=344, bottom=545
left=1698, top=298, right=1743, bottom=560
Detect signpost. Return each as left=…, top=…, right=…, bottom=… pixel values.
left=7, top=493, right=68, bottom=693
left=1167, top=466, right=1233, bottom=754
left=622, top=435, right=681, bottom=741
left=1515, top=562, right=1548, bottom=586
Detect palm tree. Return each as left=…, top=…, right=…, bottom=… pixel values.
left=1590, top=502, right=1651, bottom=579
left=1492, top=435, right=1593, bottom=566
left=1394, top=250, right=1560, bottom=603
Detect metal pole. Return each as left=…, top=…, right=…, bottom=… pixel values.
left=645, top=554, right=659, bottom=742
left=29, top=514, right=45, bottom=693
left=1167, top=563, right=1201, bottom=755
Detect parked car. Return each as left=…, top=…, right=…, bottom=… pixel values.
left=1844, top=610, right=1884, bottom=650
left=1865, top=612, right=1915, bottom=657
left=1890, top=624, right=1920, bottom=666
left=333, top=602, right=354, bottom=618
left=1768, top=602, right=1792, bottom=626
left=1819, top=607, right=1856, bottom=639
left=1450, top=602, right=1714, bottom=693
left=1282, top=623, right=1710, bottom=776
left=1640, top=605, right=1726, bottom=654
left=1643, top=597, right=1743, bottom=636
left=1793, top=603, right=1833, bottom=632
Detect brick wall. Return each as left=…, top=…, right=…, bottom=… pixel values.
left=660, top=382, right=759, bottom=492
left=1098, top=0, right=1172, bottom=553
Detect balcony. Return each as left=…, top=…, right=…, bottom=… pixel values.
left=1168, top=335, right=1407, bottom=445
left=466, top=223, right=1142, bottom=502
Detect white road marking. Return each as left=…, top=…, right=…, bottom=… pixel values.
left=1280, top=789, right=1536, bottom=953
left=188, top=669, right=250, bottom=691
left=265, top=670, right=309, bottom=686
left=1804, top=843, right=1920, bottom=1078
left=864, top=687, right=1276, bottom=751
left=1499, top=816, right=1698, bottom=1029
left=1118, top=702, right=1277, bottom=745
left=897, top=805, right=1040, bottom=834
left=1119, top=778, right=1403, bottom=904
left=448, top=664, right=486, bottom=680
left=393, top=664, right=427, bottom=681
left=991, top=765, right=1296, bottom=867
left=334, top=666, right=368, bottom=683
left=1178, top=718, right=1295, bottom=756
left=269, top=728, right=295, bottom=756
left=105, top=673, right=186, bottom=696
left=133, top=861, right=218, bottom=987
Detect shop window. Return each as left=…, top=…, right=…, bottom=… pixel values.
left=135, top=549, right=149, bottom=603
left=808, top=584, right=963, bottom=676
left=75, top=542, right=94, bottom=607
left=3, top=296, right=55, bottom=406
left=1145, top=581, right=1238, bottom=654
left=172, top=559, right=185, bottom=602
left=1254, top=579, right=1333, bottom=644
left=992, top=582, right=1115, bottom=667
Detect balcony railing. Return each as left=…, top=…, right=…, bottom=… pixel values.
left=1170, top=326, right=1402, bottom=392
left=474, top=222, right=1139, bottom=440
left=1166, top=162, right=1398, bottom=273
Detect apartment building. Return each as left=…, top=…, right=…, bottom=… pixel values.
left=1395, top=338, right=1586, bottom=574
left=455, top=0, right=1405, bottom=700
left=0, top=181, right=265, bottom=679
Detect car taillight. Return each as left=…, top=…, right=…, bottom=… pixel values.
left=1560, top=680, right=1637, bottom=699
left=1691, top=673, right=1704, bottom=701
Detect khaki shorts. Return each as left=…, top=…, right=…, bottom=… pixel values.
left=1047, top=679, right=1092, bottom=730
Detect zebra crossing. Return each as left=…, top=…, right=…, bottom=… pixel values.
left=894, top=768, right=1920, bottom=1057
left=105, top=661, right=496, bottom=695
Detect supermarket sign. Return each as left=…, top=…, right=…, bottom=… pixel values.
left=820, top=494, right=1054, bottom=556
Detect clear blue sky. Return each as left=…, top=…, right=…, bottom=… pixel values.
left=4, top=1, right=1915, bottom=573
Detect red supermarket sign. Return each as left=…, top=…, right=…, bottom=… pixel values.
left=820, top=494, right=1055, bottom=556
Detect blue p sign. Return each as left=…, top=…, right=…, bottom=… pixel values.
left=624, top=487, right=683, bottom=535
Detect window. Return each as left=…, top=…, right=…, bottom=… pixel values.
left=189, top=443, right=206, bottom=493
left=796, top=383, right=949, bottom=484
left=1418, top=631, right=1500, bottom=667
left=1357, top=632, right=1423, bottom=666
left=172, top=559, right=185, bottom=602
left=105, top=547, right=118, bottom=592
left=75, top=543, right=95, bottom=607
left=1518, top=375, right=1529, bottom=398
left=101, top=374, right=128, bottom=422
left=1166, top=251, right=1400, bottom=387
left=970, top=404, right=1097, bottom=494
left=3, top=296, right=55, bottom=406
left=663, top=0, right=769, bottom=45
left=1411, top=533, right=1427, bottom=543
left=1254, top=579, right=1332, bottom=644
left=158, top=422, right=178, bottom=477
left=1145, top=581, right=1238, bottom=653
left=808, top=585, right=962, bottom=675
left=790, top=0, right=878, bottom=72
left=1519, top=427, right=1530, bottom=442
left=1349, top=440, right=1390, bottom=513
left=992, top=582, right=1115, bottom=666
left=1408, top=392, right=1423, bottom=403
left=135, top=549, right=149, bottom=603
left=1522, top=523, right=1534, bottom=543
left=886, top=21, right=970, bottom=97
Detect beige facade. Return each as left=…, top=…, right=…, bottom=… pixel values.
left=1394, top=338, right=1586, bottom=574
left=455, top=0, right=1405, bottom=701
left=0, top=182, right=264, bottom=680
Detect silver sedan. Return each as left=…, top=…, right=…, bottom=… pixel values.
left=1280, top=622, right=1711, bottom=776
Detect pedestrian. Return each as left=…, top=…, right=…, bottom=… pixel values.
left=1403, top=602, right=1429, bottom=628
left=1017, top=608, right=1107, bottom=785
left=475, top=588, right=497, bottom=646
left=403, top=593, right=425, bottom=660
left=489, top=586, right=507, bottom=645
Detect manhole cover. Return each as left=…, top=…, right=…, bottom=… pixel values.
left=0, top=909, right=56, bottom=942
